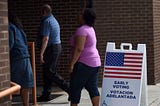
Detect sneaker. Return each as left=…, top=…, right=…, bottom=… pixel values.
left=37, top=95, right=51, bottom=102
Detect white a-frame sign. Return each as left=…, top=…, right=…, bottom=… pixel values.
left=101, top=42, right=148, bottom=106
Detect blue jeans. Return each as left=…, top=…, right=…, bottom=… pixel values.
left=70, top=62, right=100, bottom=104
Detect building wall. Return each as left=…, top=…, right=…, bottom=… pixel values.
left=153, top=0, right=160, bottom=84
left=8, top=0, right=159, bottom=85
left=0, top=0, right=11, bottom=106
left=94, top=0, right=154, bottom=84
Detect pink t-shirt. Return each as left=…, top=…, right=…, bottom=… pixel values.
left=70, top=25, right=101, bottom=67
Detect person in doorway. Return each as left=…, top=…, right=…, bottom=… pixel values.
left=37, top=4, right=69, bottom=102
left=69, top=8, right=101, bottom=106
left=8, top=12, right=34, bottom=106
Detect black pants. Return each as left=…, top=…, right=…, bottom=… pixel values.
left=42, top=44, right=69, bottom=97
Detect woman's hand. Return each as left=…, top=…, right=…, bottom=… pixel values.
left=40, top=54, right=44, bottom=63
left=69, top=63, right=74, bottom=73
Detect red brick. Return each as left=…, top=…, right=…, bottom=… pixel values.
left=0, top=3, right=8, bottom=10
left=0, top=11, right=7, bottom=17
left=0, top=1, right=10, bottom=105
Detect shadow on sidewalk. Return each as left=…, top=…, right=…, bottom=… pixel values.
left=11, top=94, right=62, bottom=106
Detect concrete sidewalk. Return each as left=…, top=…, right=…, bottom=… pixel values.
left=36, top=84, right=160, bottom=106
left=148, top=84, right=160, bottom=106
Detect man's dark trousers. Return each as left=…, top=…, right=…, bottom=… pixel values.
left=42, top=44, right=69, bottom=97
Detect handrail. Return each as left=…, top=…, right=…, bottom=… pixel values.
left=28, top=42, right=38, bottom=106
left=0, top=82, right=21, bottom=99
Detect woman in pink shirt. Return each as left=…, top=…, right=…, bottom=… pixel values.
left=69, top=8, right=101, bottom=106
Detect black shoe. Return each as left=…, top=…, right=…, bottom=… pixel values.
left=37, top=95, right=51, bottom=102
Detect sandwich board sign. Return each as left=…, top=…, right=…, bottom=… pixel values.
left=101, top=42, right=148, bottom=106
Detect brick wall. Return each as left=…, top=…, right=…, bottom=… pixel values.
left=8, top=0, right=160, bottom=85
left=153, top=0, right=160, bottom=84
left=94, top=0, right=154, bottom=84
left=0, top=0, right=11, bottom=106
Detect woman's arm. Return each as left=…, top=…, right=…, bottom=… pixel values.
left=69, top=36, right=86, bottom=73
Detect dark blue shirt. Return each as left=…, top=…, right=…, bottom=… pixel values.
left=38, top=14, right=61, bottom=47
left=9, top=23, right=30, bottom=62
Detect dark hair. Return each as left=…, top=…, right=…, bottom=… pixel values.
left=82, top=8, right=96, bottom=27
left=42, top=4, right=52, bottom=14
left=86, top=0, right=93, bottom=8
left=8, top=11, right=23, bottom=29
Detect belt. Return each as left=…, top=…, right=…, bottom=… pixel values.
left=47, top=44, right=61, bottom=47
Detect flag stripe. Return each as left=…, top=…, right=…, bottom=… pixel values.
left=104, top=75, right=141, bottom=79
left=124, top=57, right=143, bottom=59
left=125, top=53, right=143, bottom=55
left=104, top=71, right=141, bottom=75
left=124, top=55, right=143, bottom=58
left=124, top=63, right=142, bottom=65
left=105, top=74, right=141, bottom=77
left=124, top=64, right=142, bottom=67
left=124, top=60, right=142, bottom=63
left=105, top=70, right=141, bottom=74
left=105, top=67, right=142, bottom=71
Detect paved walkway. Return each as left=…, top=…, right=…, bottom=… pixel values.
left=148, top=84, right=160, bottom=106
left=35, top=84, right=160, bottom=106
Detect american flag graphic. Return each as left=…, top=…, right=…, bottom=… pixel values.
left=104, top=52, right=143, bottom=79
